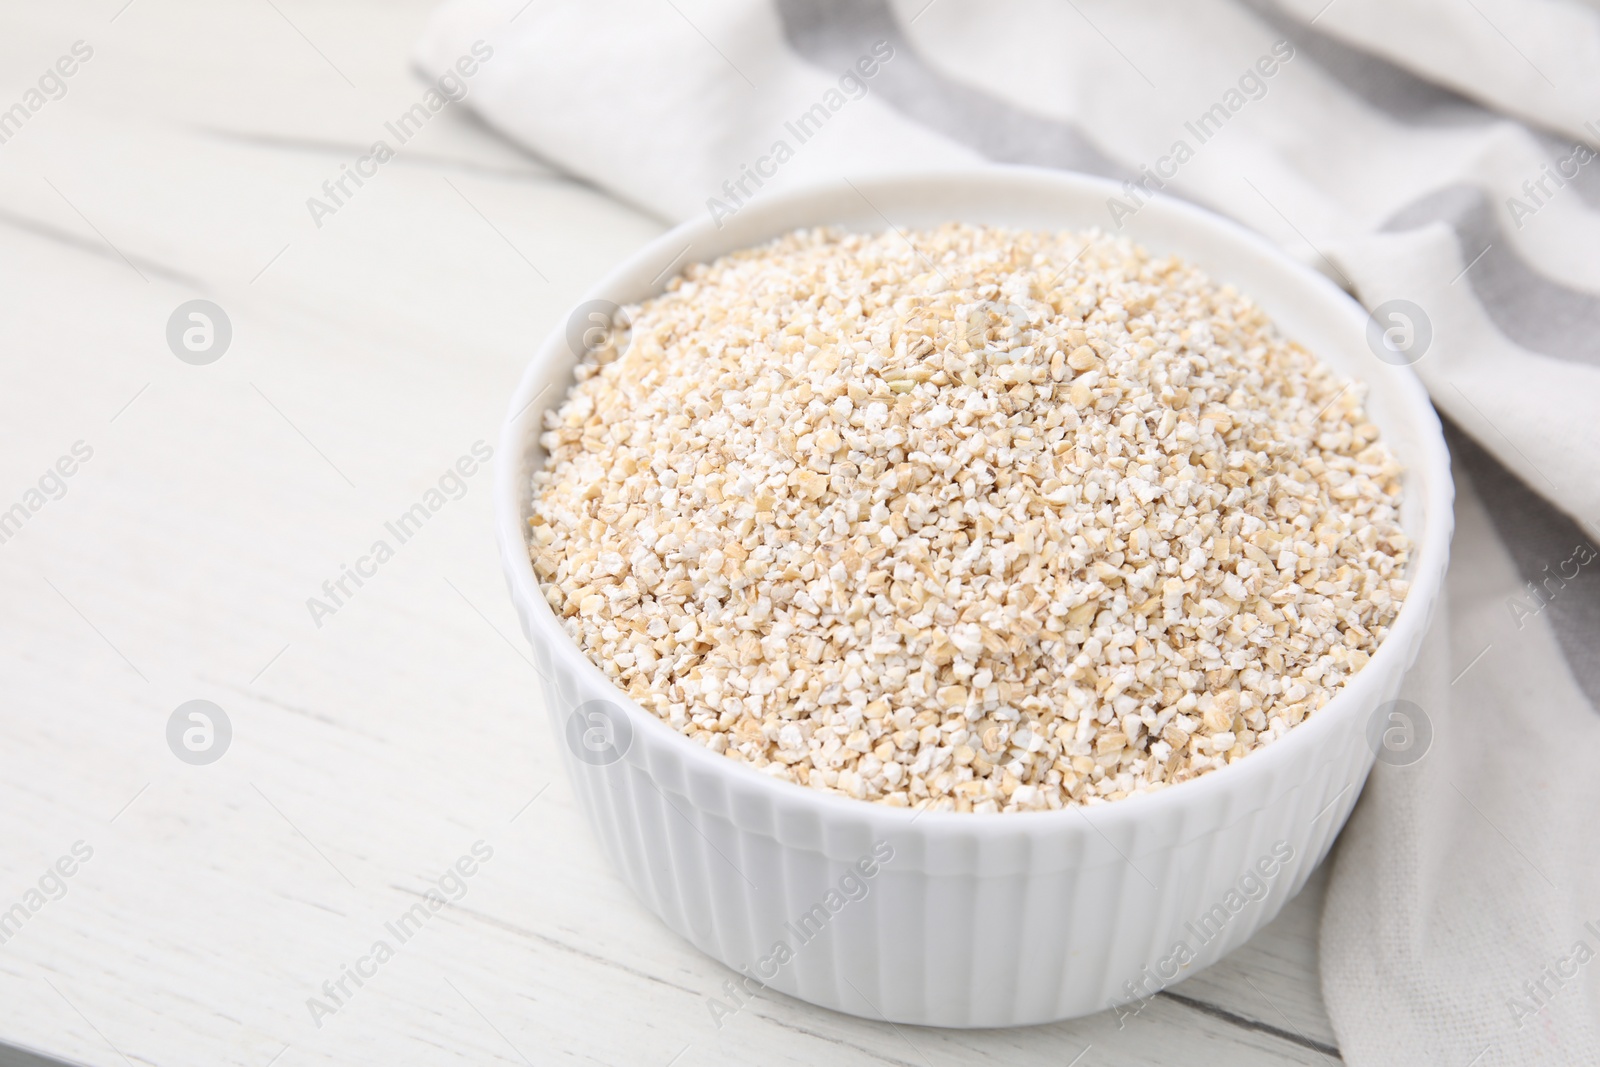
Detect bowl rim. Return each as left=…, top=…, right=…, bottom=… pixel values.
left=494, top=164, right=1454, bottom=839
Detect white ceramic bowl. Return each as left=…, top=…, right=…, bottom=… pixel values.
left=494, top=167, right=1452, bottom=1027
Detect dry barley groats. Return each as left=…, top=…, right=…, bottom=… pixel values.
left=530, top=224, right=1410, bottom=812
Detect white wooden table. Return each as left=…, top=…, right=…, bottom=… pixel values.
left=0, top=2, right=1342, bottom=1062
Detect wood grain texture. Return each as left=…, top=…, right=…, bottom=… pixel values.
left=0, top=1, right=1338, bottom=1063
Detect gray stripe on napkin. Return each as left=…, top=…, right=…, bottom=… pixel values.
left=1383, top=185, right=1600, bottom=370
left=1236, top=0, right=1492, bottom=127
left=775, top=0, right=1131, bottom=181
left=1531, top=130, right=1600, bottom=210
left=1444, top=416, right=1600, bottom=707
left=1228, top=4, right=1600, bottom=370
left=1239, top=2, right=1600, bottom=212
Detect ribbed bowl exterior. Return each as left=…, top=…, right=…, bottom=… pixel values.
left=496, top=168, right=1454, bottom=1027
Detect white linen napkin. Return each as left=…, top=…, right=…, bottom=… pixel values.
left=416, top=3, right=1600, bottom=1061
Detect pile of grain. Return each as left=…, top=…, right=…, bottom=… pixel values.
left=531, top=224, right=1410, bottom=812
